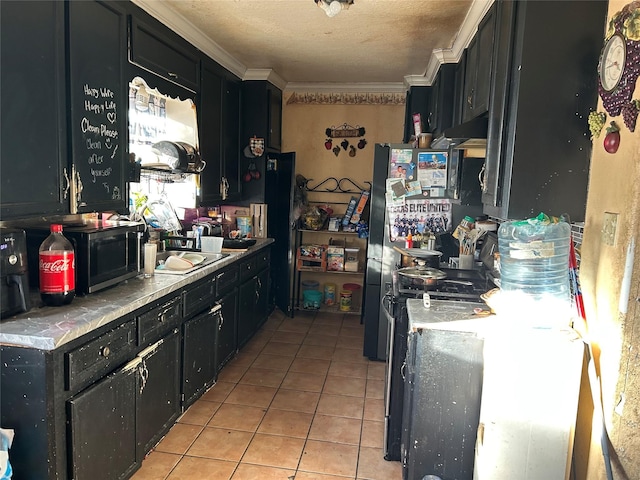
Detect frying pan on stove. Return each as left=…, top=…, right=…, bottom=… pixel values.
left=396, top=266, right=475, bottom=290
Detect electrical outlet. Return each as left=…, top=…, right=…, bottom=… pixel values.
left=602, top=212, right=618, bottom=246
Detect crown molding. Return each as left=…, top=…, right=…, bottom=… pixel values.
left=406, top=0, right=495, bottom=88
left=284, top=82, right=406, bottom=94
left=243, top=69, right=287, bottom=91
left=404, top=75, right=431, bottom=88
left=131, top=0, right=247, bottom=79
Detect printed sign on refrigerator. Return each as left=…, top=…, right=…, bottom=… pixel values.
left=417, top=152, right=447, bottom=189
left=387, top=198, right=452, bottom=242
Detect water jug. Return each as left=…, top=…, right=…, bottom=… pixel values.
left=497, top=213, right=571, bottom=327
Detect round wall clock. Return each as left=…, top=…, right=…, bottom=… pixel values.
left=599, top=33, right=627, bottom=92
left=598, top=2, right=640, bottom=117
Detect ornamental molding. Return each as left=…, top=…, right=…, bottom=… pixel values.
left=286, top=92, right=405, bottom=105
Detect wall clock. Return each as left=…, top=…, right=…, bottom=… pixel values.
left=597, top=1, right=640, bottom=118
left=599, top=33, right=627, bottom=92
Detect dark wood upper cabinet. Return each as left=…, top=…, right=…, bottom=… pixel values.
left=1, top=0, right=130, bottom=219
left=482, top=0, right=607, bottom=222
left=0, top=1, right=67, bottom=219
left=403, top=86, right=431, bottom=142
left=199, top=60, right=242, bottom=204
left=461, top=4, right=496, bottom=123
left=68, top=0, right=129, bottom=214
left=428, top=63, right=456, bottom=137
left=129, top=14, right=200, bottom=92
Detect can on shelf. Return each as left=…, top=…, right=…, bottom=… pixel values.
left=339, top=290, right=352, bottom=312
left=324, top=283, right=336, bottom=306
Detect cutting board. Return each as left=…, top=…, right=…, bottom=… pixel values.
left=221, top=248, right=248, bottom=253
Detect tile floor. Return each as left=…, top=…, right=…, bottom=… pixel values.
left=131, top=308, right=402, bottom=480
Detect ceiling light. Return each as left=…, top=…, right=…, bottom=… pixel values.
left=315, top=0, right=354, bottom=18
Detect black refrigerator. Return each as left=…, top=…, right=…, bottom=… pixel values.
left=263, top=152, right=296, bottom=316
left=243, top=151, right=296, bottom=316
left=363, top=144, right=457, bottom=361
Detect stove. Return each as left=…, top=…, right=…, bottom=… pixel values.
left=383, top=266, right=491, bottom=461
left=394, top=267, right=491, bottom=303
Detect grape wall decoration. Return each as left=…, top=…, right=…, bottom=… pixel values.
left=598, top=1, right=640, bottom=120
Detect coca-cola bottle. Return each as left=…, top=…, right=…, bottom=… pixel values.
left=39, top=224, right=75, bottom=306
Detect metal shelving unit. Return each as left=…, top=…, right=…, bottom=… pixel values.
left=293, top=177, right=371, bottom=316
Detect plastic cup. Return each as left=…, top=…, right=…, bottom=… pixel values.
left=143, top=243, right=157, bottom=277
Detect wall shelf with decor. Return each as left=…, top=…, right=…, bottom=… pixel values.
left=293, top=177, right=370, bottom=317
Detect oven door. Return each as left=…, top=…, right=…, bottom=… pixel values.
left=382, top=290, right=411, bottom=462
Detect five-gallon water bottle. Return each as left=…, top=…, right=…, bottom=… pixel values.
left=39, top=224, right=75, bottom=306
left=497, top=213, right=571, bottom=327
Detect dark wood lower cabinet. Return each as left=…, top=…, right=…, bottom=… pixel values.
left=137, top=329, right=181, bottom=458
left=0, top=247, right=272, bottom=480
left=182, top=305, right=220, bottom=408
left=216, top=288, right=238, bottom=371
left=68, top=329, right=181, bottom=480
left=68, top=364, right=137, bottom=480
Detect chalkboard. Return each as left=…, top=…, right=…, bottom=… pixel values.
left=68, top=0, right=128, bottom=214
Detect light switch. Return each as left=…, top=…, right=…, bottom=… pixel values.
left=602, top=212, right=618, bottom=246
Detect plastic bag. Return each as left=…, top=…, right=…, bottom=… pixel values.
left=0, top=429, right=14, bottom=479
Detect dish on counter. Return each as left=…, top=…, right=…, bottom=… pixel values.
left=181, top=253, right=205, bottom=265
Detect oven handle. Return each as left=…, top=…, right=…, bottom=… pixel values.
left=381, top=292, right=394, bottom=324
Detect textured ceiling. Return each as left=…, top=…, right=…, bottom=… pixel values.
left=149, top=0, right=476, bottom=86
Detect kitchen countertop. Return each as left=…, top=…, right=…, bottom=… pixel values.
left=0, top=238, right=273, bottom=351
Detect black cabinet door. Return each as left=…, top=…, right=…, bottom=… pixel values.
left=473, top=5, right=496, bottom=117
left=461, top=4, right=496, bottom=123
left=255, top=268, right=270, bottom=329
left=222, top=78, right=242, bottom=201
left=216, top=289, right=238, bottom=371
left=182, top=306, right=218, bottom=407
left=199, top=60, right=224, bottom=203
left=428, top=64, right=456, bottom=137
left=0, top=1, right=67, bottom=219
left=137, top=330, right=181, bottom=458
left=238, top=277, right=257, bottom=348
left=462, top=36, right=479, bottom=123
left=267, top=86, right=282, bottom=151
left=403, top=87, right=431, bottom=142
left=68, top=0, right=128, bottom=214
left=200, top=62, right=241, bottom=204
left=129, top=15, right=200, bottom=91
left=68, top=365, right=137, bottom=480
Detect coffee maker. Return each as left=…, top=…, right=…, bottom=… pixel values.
left=1, top=228, right=31, bottom=319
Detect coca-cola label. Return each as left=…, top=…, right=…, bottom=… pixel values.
left=40, top=251, right=75, bottom=293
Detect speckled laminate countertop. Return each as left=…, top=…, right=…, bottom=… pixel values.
left=0, top=238, right=273, bottom=351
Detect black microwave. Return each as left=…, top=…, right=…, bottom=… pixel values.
left=25, top=220, right=145, bottom=295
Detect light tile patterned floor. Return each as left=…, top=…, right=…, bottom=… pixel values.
left=131, top=309, right=402, bottom=480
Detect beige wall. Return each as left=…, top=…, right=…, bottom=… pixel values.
left=578, top=0, right=640, bottom=478
left=280, top=93, right=405, bottom=305
left=281, top=94, right=405, bottom=196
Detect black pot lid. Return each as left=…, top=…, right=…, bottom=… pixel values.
left=396, top=266, right=447, bottom=280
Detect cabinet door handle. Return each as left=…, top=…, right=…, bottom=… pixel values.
left=167, top=71, right=178, bottom=79
left=63, top=168, right=71, bottom=200
left=478, top=163, right=487, bottom=193
left=100, top=346, right=111, bottom=357
left=218, top=311, right=224, bottom=331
